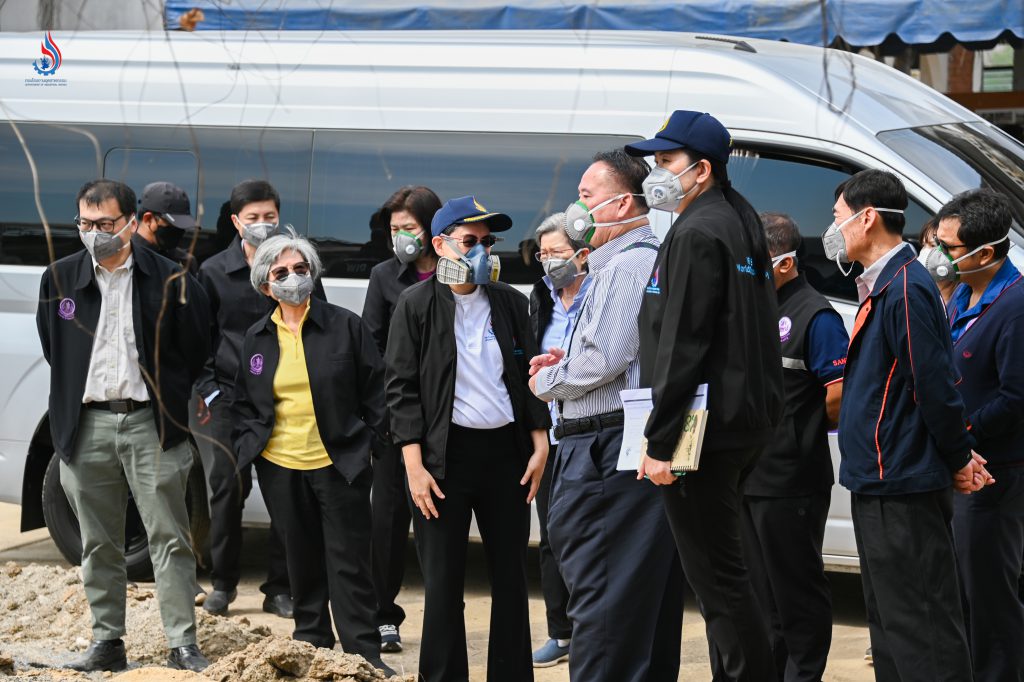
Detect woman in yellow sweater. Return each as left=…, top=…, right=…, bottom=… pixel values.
left=231, top=233, right=394, bottom=677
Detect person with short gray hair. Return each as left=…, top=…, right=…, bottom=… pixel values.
left=231, top=235, right=394, bottom=676
left=528, top=212, right=592, bottom=668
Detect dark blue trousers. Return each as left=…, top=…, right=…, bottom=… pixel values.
left=954, top=464, right=1024, bottom=682
left=547, top=427, right=683, bottom=682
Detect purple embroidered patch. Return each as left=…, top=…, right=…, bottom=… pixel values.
left=250, top=353, right=264, bottom=375
left=58, top=298, right=75, bottom=321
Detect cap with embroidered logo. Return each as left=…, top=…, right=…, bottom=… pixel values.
left=624, top=110, right=733, bottom=165
left=430, top=195, right=512, bottom=238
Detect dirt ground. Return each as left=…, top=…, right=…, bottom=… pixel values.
left=0, top=503, right=877, bottom=681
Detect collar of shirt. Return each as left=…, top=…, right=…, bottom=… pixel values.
left=271, top=303, right=312, bottom=337
left=587, top=224, right=655, bottom=274
left=92, top=252, right=134, bottom=278
left=544, top=273, right=593, bottom=312
left=855, top=241, right=905, bottom=303
left=223, top=236, right=251, bottom=274
left=949, top=258, right=1022, bottom=327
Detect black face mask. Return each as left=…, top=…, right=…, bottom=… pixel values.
left=155, top=224, right=185, bottom=252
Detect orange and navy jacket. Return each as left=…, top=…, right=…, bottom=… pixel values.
left=838, top=244, right=973, bottom=495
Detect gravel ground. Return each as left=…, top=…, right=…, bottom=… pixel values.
left=0, top=504, right=876, bottom=681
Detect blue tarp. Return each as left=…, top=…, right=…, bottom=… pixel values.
left=165, top=1, right=1023, bottom=47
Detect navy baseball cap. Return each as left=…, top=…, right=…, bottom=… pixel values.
left=139, top=181, right=197, bottom=229
left=430, top=195, right=513, bottom=238
left=624, top=110, right=733, bottom=165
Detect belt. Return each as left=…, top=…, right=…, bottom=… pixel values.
left=553, top=410, right=624, bottom=440
left=85, top=399, right=150, bottom=414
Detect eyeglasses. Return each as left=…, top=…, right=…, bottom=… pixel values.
left=534, top=248, right=576, bottom=262
left=74, top=214, right=129, bottom=233
left=936, top=239, right=968, bottom=253
left=270, top=262, right=310, bottom=281
left=443, top=234, right=502, bottom=249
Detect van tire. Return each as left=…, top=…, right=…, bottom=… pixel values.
left=41, top=447, right=210, bottom=582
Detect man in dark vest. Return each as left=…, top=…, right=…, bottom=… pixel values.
left=733, top=212, right=848, bottom=682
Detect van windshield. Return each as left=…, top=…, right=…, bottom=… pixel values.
left=878, top=122, right=1024, bottom=235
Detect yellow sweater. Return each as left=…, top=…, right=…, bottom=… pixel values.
left=260, top=306, right=331, bottom=470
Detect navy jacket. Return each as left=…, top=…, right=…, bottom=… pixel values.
left=948, top=262, right=1024, bottom=467
left=37, top=246, right=210, bottom=461
left=838, top=244, right=972, bottom=495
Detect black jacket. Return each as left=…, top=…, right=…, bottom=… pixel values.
left=36, top=246, right=210, bottom=462
left=131, top=234, right=198, bottom=275
left=195, top=236, right=325, bottom=402
left=384, top=279, right=551, bottom=479
left=363, top=257, right=424, bottom=356
left=638, top=187, right=784, bottom=458
left=529, top=279, right=556, bottom=347
left=231, top=296, right=386, bottom=482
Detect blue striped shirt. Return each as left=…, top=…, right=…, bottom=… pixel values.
left=534, top=225, right=660, bottom=419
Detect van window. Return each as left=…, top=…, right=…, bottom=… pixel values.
left=878, top=123, right=1024, bottom=232
left=729, top=148, right=931, bottom=303
left=104, top=149, right=198, bottom=204
left=309, top=130, right=639, bottom=283
left=0, top=123, right=103, bottom=265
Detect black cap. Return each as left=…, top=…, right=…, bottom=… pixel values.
left=139, top=182, right=197, bottom=230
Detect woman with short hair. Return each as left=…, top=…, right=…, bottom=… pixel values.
left=527, top=212, right=591, bottom=668
left=231, top=234, right=394, bottom=677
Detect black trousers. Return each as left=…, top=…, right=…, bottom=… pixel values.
left=737, top=493, right=832, bottom=682
left=193, top=405, right=289, bottom=594
left=371, top=440, right=412, bottom=628
left=254, top=457, right=383, bottom=665
left=411, top=424, right=532, bottom=682
left=547, top=427, right=683, bottom=682
left=535, top=442, right=572, bottom=641
left=662, top=445, right=774, bottom=682
left=953, top=464, right=1024, bottom=682
left=852, top=488, right=972, bottom=682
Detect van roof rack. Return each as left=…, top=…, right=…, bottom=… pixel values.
left=695, top=35, right=757, bottom=54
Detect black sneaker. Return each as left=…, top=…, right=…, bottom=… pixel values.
left=202, top=588, right=236, bottom=616
left=263, top=593, right=294, bottom=619
left=379, top=624, right=402, bottom=653
left=168, top=644, right=209, bottom=672
left=65, top=639, right=127, bottom=672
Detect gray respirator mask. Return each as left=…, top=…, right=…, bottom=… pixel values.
left=270, top=273, right=315, bottom=306
left=80, top=216, right=134, bottom=261
left=543, top=249, right=586, bottom=290
left=241, top=221, right=280, bottom=247
left=392, top=230, right=424, bottom=264
left=924, top=233, right=1009, bottom=282
left=821, top=208, right=905, bottom=277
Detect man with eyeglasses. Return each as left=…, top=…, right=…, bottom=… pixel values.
left=133, top=181, right=199, bottom=275
left=193, top=179, right=325, bottom=619
left=36, top=179, right=211, bottom=672
left=528, top=149, right=684, bottom=682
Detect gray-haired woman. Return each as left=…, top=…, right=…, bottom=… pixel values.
left=231, top=234, right=395, bottom=677
left=527, top=213, right=591, bottom=667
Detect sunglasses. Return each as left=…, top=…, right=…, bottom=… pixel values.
left=270, top=262, right=310, bottom=281
left=443, top=234, right=502, bottom=249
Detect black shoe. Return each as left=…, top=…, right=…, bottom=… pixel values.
left=167, top=644, right=210, bottom=672
left=263, top=593, right=294, bottom=618
left=202, top=588, right=236, bottom=616
left=65, top=639, right=127, bottom=672
left=369, top=658, right=398, bottom=678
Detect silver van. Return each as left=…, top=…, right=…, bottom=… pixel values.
left=2, top=29, right=1022, bottom=575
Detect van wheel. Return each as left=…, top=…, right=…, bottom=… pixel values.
left=41, top=447, right=210, bottom=582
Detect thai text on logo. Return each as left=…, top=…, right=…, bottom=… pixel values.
left=25, top=32, right=68, bottom=87
left=778, top=316, right=792, bottom=343
left=249, top=353, right=264, bottom=376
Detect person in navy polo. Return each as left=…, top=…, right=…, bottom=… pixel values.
left=823, top=169, right=991, bottom=681
left=930, top=188, right=1024, bottom=682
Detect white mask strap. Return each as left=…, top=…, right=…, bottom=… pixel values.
left=771, top=250, right=797, bottom=268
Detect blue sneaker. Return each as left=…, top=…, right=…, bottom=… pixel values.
left=532, top=639, right=570, bottom=668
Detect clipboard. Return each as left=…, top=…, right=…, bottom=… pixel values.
left=616, top=384, right=709, bottom=472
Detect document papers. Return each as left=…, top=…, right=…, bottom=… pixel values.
left=616, top=384, right=709, bottom=473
